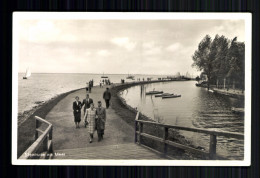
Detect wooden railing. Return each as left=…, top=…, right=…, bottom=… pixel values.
left=134, top=112, right=244, bottom=159
left=19, top=116, right=54, bottom=159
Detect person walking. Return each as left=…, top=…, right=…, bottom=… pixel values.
left=86, top=82, right=89, bottom=93
left=96, top=101, right=106, bottom=141
left=103, top=87, right=111, bottom=109
left=81, top=94, right=93, bottom=127
left=89, top=80, right=92, bottom=93
left=84, top=103, right=97, bottom=143
left=73, top=96, right=82, bottom=128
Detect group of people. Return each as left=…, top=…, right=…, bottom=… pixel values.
left=72, top=88, right=112, bottom=143
left=86, top=80, right=94, bottom=93
left=99, top=79, right=111, bottom=87
left=136, top=78, right=146, bottom=81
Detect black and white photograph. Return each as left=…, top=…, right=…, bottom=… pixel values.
left=12, top=12, right=251, bottom=166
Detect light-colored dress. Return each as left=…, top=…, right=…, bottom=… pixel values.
left=85, top=108, right=96, bottom=134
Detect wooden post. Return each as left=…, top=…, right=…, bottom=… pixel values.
left=35, top=119, right=39, bottom=140
left=223, top=78, right=226, bottom=89
left=138, top=123, right=143, bottom=145
left=42, top=137, right=48, bottom=153
left=135, top=112, right=139, bottom=143
left=49, top=126, right=53, bottom=140
left=163, top=127, right=168, bottom=156
left=209, top=135, right=217, bottom=159
left=134, top=120, right=138, bottom=143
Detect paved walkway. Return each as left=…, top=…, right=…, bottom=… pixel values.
left=46, top=85, right=165, bottom=159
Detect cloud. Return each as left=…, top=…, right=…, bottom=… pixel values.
left=27, top=20, right=61, bottom=43
left=142, top=42, right=162, bottom=56
left=166, top=43, right=181, bottom=52
left=17, top=19, right=244, bottom=75
left=97, top=50, right=110, bottom=56
left=111, top=37, right=136, bottom=51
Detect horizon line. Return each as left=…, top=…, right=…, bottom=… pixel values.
left=18, top=72, right=197, bottom=76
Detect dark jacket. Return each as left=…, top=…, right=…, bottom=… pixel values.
left=73, top=101, right=82, bottom=115
left=103, top=90, right=111, bottom=100
left=82, top=98, right=93, bottom=111
left=96, top=107, right=106, bottom=130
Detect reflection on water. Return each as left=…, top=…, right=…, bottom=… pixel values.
left=120, top=81, right=244, bottom=159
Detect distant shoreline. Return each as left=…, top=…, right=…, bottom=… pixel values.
left=18, top=72, right=185, bottom=76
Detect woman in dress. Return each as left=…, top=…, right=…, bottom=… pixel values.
left=84, top=103, right=97, bottom=143
left=86, top=82, right=89, bottom=92
left=73, top=96, right=82, bottom=128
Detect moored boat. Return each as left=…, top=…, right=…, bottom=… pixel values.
left=146, top=91, right=163, bottom=95
left=162, top=94, right=181, bottom=99
left=126, top=75, right=135, bottom=80
left=155, top=93, right=174, bottom=97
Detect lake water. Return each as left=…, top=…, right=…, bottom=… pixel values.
left=17, top=73, right=163, bottom=114
left=120, top=81, right=244, bottom=159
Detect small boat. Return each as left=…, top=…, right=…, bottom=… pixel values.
left=23, top=68, right=31, bottom=79
left=101, top=72, right=108, bottom=78
left=146, top=91, right=164, bottom=95
left=195, top=81, right=208, bottom=87
left=155, top=93, right=174, bottom=97
left=126, top=73, right=135, bottom=80
left=162, top=94, right=181, bottom=99
left=126, top=75, right=135, bottom=80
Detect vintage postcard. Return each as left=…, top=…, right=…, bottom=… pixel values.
left=12, top=12, right=251, bottom=166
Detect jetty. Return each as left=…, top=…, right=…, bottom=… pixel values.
left=19, top=85, right=166, bottom=160
left=18, top=81, right=244, bottom=161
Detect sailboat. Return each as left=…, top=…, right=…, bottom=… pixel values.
left=23, top=68, right=31, bottom=79
left=126, top=73, right=135, bottom=80
left=101, top=72, right=108, bottom=78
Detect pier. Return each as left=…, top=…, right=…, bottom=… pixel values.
left=18, top=82, right=244, bottom=160
left=19, top=85, right=167, bottom=160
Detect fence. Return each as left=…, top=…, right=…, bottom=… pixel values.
left=134, top=112, right=244, bottom=159
left=19, top=116, right=53, bottom=159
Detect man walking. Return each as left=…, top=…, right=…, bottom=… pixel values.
left=82, top=94, right=93, bottom=127
left=96, top=101, right=106, bottom=141
left=103, top=87, right=111, bottom=109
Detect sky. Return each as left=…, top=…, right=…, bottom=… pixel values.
left=16, top=16, right=245, bottom=76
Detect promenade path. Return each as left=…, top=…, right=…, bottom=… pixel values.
left=45, top=85, right=166, bottom=160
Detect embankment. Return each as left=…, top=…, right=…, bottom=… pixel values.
left=110, top=81, right=207, bottom=159
left=17, top=88, right=84, bottom=158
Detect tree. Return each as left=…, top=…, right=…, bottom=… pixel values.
left=192, top=35, right=212, bottom=90
left=210, top=35, right=230, bottom=88
left=192, top=35, right=245, bottom=91
left=227, top=37, right=245, bottom=90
